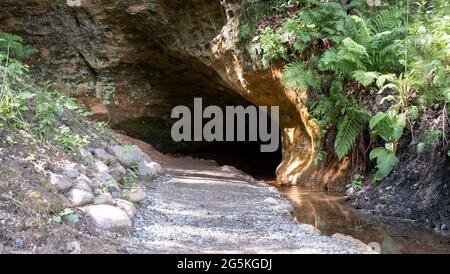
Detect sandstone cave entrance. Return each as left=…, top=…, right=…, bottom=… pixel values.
left=113, top=100, right=282, bottom=180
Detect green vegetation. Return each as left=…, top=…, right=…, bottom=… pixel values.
left=248, top=0, right=449, bottom=184
left=346, top=173, right=364, bottom=190
left=0, top=32, right=90, bottom=152
left=53, top=126, right=90, bottom=154
left=121, top=169, right=139, bottom=187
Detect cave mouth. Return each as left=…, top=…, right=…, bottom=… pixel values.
left=113, top=107, right=282, bottom=181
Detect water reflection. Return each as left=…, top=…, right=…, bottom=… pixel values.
left=271, top=183, right=450, bottom=254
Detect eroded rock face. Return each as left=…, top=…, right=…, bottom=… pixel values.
left=0, top=0, right=350, bottom=189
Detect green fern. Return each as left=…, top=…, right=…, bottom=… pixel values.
left=282, top=61, right=321, bottom=90
left=0, top=33, right=38, bottom=58
left=352, top=70, right=380, bottom=87
left=334, top=108, right=370, bottom=160
left=368, top=4, right=405, bottom=34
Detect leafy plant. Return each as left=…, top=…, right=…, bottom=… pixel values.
left=369, top=147, right=399, bottom=180
left=53, top=126, right=90, bottom=154
left=346, top=173, right=364, bottom=190
left=417, top=128, right=444, bottom=153
left=252, top=27, right=287, bottom=68
left=122, top=170, right=138, bottom=187
left=282, top=61, right=320, bottom=91
left=335, top=108, right=371, bottom=160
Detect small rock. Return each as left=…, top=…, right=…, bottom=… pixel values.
left=62, top=164, right=80, bottom=179
left=66, top=241, right=81, bottom=254
left=67, top=188, right=94, bottom=207
left=14, top=236, right=26, bottom=248
left=123, top=188, right=146, bottom=203
left=298, top=224, right=321, bottom=234
left=79, top=148, right=94, bottom=166
left=94, top=193, right=114, bottom=205
left=346, top=188, right=356, bottom=197
left=115, top=199, right=137, bottom=219
left=95, top=161, right=109, bottom=173
left=86, top=205, right=132, bottom=233
left=93, top=172, right=120, bottom=192
left=137, top=160, right=157, bottom=177
left=93, top=148, right=115, bottom=164
left=73, top=175, right=92, bottom=192
left=109, top=164, right=127, bottom=182
left=148, top=161, right=163, bottom=175
left=441, top=224, right=447, bottom=230
left=262, top=197, right=278, bottom=206
left=50, top=173, right=73, bottom=192
left=112, top=145, right=143, bottom=166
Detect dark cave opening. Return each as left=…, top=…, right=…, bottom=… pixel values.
left=113, top=105, right=282, bottom=180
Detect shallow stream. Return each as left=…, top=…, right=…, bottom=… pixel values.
left=270, top=183, right=450, bottom=254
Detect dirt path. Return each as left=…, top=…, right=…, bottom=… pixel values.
left=121, top=156, right=371, bottom=254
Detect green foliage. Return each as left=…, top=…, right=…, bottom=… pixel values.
left=335, top=108, right=371, bottom=160
left=369, top=111, right=406, bottom=143
left=346, top=173, right=364, bottom=190
left=239, top=0, right=296, bottom=41
left=51, top=208, right=78, bottom=224
left=248, top=0, right=448, bottom=184
left=369, top=110, right=406, bottom=179
left=369, top=147, right=399, bottom=180
left=122, top=170, right=139, bottom=187
left=281, top=61, right=320, bottom=90
left=252, top=27, right=287, bottom=67
left=352, top=71, right=380, bottom=87
left=53, top=126, right=90, bottom=154
left=417, top=128, right=444, bottom=153
left=0, top=33, right=38, bottom=59
left=0, top=32, right=85, bottom=147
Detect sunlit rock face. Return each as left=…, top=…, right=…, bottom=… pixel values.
left=0, top=0, right=350, bottom=190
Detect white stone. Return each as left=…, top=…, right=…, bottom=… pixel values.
left=137, top=160, right=157, bottom=177
left=115, top=199, right=137, bottom=219
left=123, top=188, right=146, bottom=203
left=109, top=164, right=127, bottom=182
left=93, top=148, right=115, bottom=164
left=73, top=175, right=92, bottom=192
left=93, top=172, right=121, bottom=192
left=148, top=162, right=163, bottom=175
left=94, top=193, right=114, bottom=205
left=66, top=240, right=81, bottom=254
left=95, top=161, right=109, bottom=173
left=50, top=173, right=73, bottom=192
left=86, top=205, right=132, bottom=233
left=68, top=188, right=94, bottom=207
left=112, top=145, right=143, bottom=166
left=79, top=148, right=94, bottom=166
left=262, top=197, right=279, bottom=206
left=62, top=164, right=80, bottom=179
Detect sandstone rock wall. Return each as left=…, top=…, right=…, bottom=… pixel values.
left=0, top=0, right=351, bottom=190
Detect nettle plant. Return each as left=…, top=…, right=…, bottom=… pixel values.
left=250, top=0, right=449, bottom=183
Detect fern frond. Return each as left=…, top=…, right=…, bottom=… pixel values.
left=368, top=4, right=405, bottom=34
left=0, top=33, right=37, bottom=58
left=352, top=70, right=380, bottom=87
left=282, top=61, right=321, bottom=90
left=334, top=108, right=370, bottom=160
